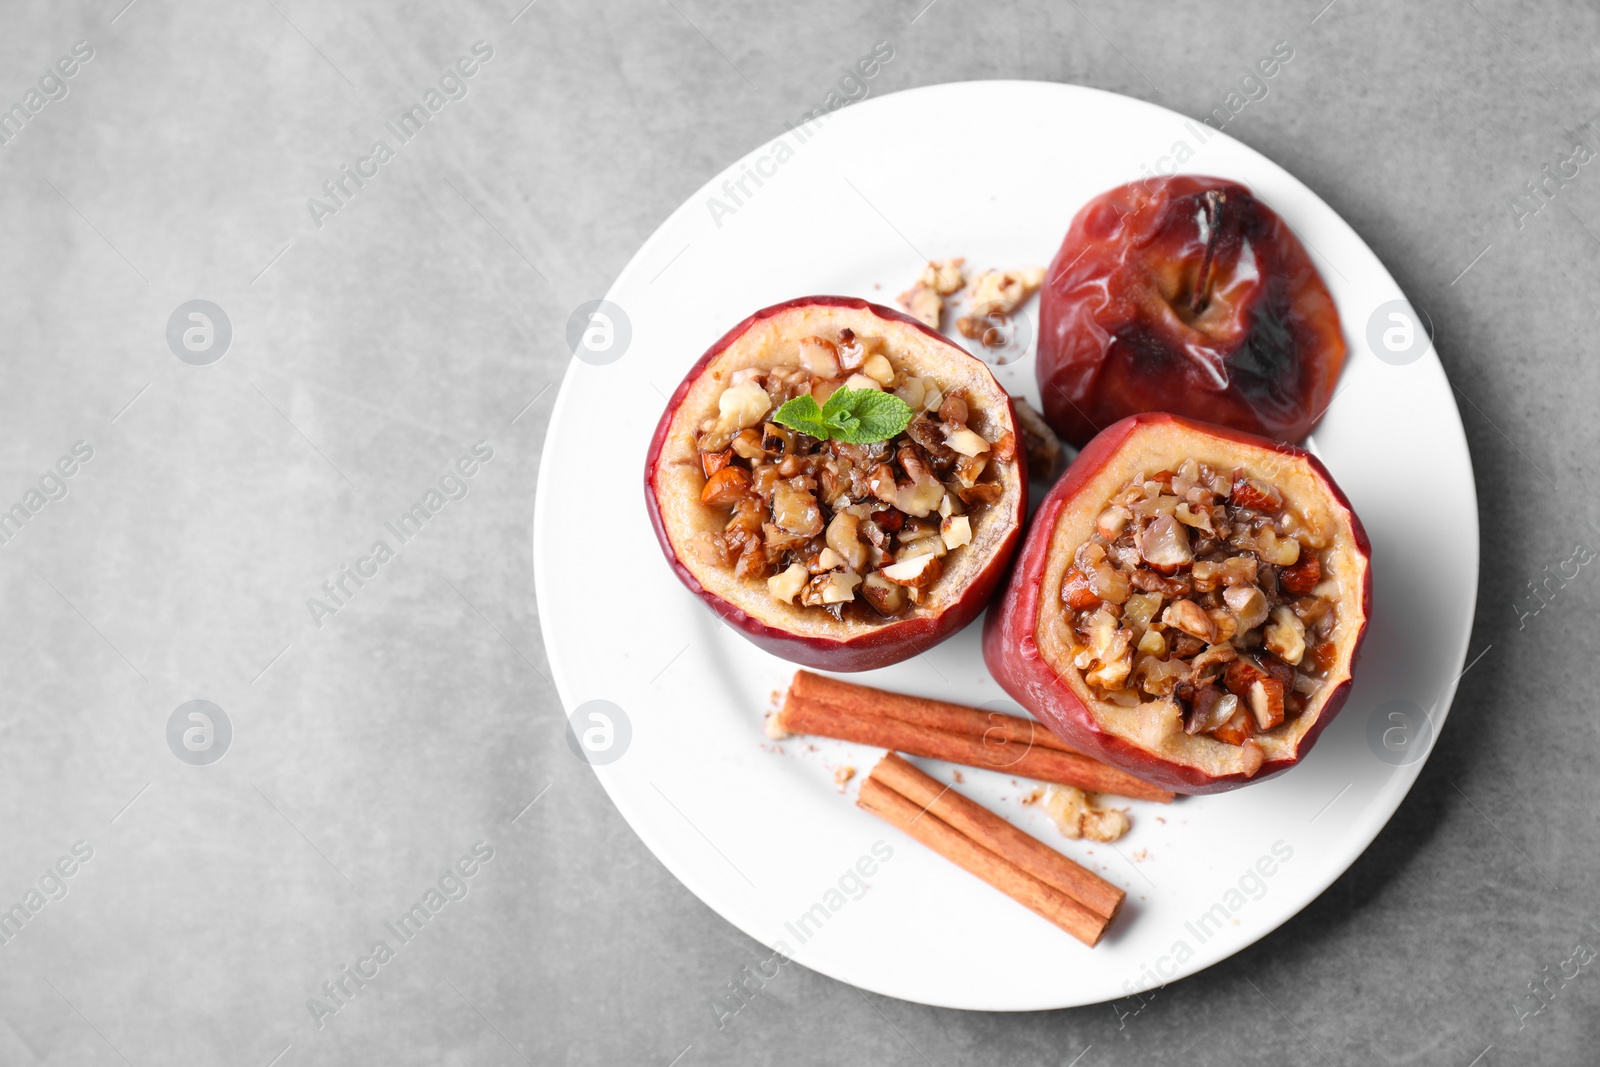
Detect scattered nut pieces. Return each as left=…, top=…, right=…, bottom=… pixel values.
left=921, top=257, right=967, bottom=296
left=897, top=259, right=967, bottom=330
left=957, top=267, right=1045, bottom=341
left=897, top=284, right=943, bottom=329
left=1042, top=784, right=1130, bottom=842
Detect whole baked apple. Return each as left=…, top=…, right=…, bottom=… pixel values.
left=1038, top=176, right=1346, bottom=447
left=983, top=412, right=1370, bottom=794
left=646, top=297, right=1027, bottom=672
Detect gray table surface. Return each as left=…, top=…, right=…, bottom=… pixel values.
left=0, top=1, right=1594, bottom=1064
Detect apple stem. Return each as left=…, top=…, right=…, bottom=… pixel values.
left=1191, top=190, right=1226, bottom=316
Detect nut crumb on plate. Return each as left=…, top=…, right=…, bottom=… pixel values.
left=896, top=258, right=966, bottom=329
left=921, top=257, right=967, bottom=295
left=897, top=283, right=943, bottom=329
left=957, top=267, right=1045, bottom=342
left=1042, top=784, right=1131, bottom=842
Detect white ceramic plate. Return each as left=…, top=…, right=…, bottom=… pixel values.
left=533, top=81, right=1477, bottom=1011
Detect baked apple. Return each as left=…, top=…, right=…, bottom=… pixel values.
left=646, top=296, right=1027, bottom=672
left=1038, top=175, right=1346, bottom=447
left=983, top=412, right=1371, bottom=794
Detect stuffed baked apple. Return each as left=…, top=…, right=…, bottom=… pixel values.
left=983, top=412, right=1370, bottom=793
left=647, top=297, right=1026, bottom=672
left=1038, top=176, right=1346, bottom=447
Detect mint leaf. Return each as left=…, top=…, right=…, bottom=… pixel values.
left=826, top=388, right=915, bottom=444
left=772, top=394, right=832, bottom=440
left=776, top=387, right=915, bottom=444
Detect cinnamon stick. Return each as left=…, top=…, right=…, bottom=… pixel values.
left=791, top=670, right=1080, bottom=755
left=871, top=753, right=1124, bottom=921
left=857, top=776, right=1109, bottom=946
left=778, top=691, right=1173, bottom=804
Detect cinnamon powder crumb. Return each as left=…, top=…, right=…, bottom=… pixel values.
left=833, top=765, right=856, bottom=792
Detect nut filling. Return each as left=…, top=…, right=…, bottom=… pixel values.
left=1058, top=460, right=1340, bottom=746
left=689, top=328, right=1014, bottom=620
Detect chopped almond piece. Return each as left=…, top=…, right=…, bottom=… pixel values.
left=701, top=449, right=733, bottom=477
left=1224, top=656, right=1271, bottom=699
left=1248, top=678, right=1286, bottom=729
left=1278, top=554, right=1322, bottom=595
left=701, top=466, right=751, bottom=506
left=1209, top=705, right=1255, bottom=746
left=1061, top=568, right=1101, bottom=610
left=1229, top=475, right=1281, bottom=511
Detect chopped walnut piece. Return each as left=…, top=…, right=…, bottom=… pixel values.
left=1263, top=605, right=1307, bottom=665
left=956, top=267, right=1046, bottom=339
left=920, top=257, right=966, bottom=296
left=897, top=284, right=943, bottom=329
left=713, top=381, right=773, bottom=437
left=1162, top=599, right=1216, bottom=642
left=767, top=563, right=808, bottom=605
left=881, top=551, right=944, bottom=589
left=1042, top=784, right=1130, bottom=842
left=953, top=265, right=1043, bottom=319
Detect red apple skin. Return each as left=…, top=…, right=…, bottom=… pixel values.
left=1038, top=176, right=1346, bottom=448
left=645, top=296, right=1027, bottom=673
left=982, top=412, right=1371, bottom=794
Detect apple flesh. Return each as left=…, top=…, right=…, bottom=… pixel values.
left=646, top=296, right=1027, bottom=672
left=982, top=412, right=1371, bottom=794
left=1037, top=176, right=1346, bottom=447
